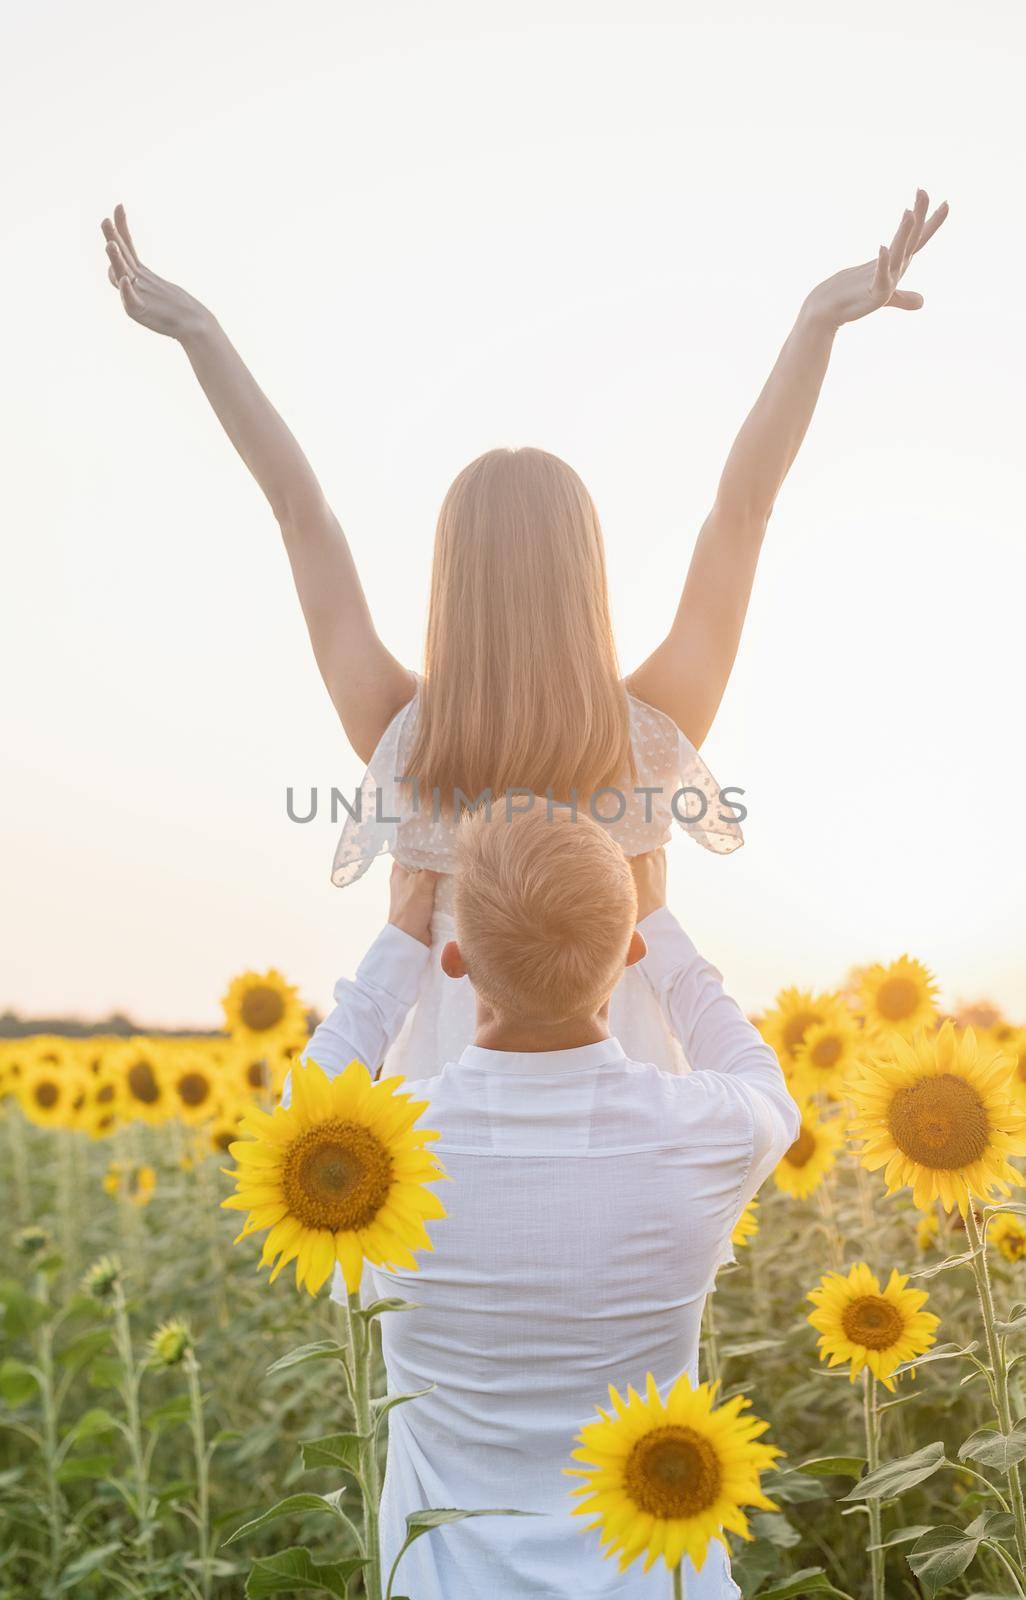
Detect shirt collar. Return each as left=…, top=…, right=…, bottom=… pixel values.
left=456, top=1038, right=627, bottom=1075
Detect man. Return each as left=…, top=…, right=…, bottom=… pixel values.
left=296, top=808, right=800, bottom=1598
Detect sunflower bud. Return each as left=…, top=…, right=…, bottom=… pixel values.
left=147, top=1317, right=193, bottom=1368
left=82, top=1253, right=123, bottom=1302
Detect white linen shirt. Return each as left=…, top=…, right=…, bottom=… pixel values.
left=292, top=909, right=800, bottom=1600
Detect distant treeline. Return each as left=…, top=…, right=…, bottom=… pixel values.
left=0, top=1012, right=225, bottom=1040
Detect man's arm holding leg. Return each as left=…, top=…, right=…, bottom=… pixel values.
left=282, top=867, right=437, bottom=1106
left=632, top=850, right=801, bottom=1194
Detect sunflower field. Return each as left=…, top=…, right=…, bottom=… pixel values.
left=3, top=958, right=1026, bottom=1599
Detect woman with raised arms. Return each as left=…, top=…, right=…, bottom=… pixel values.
left=100, top=190, right=947, bottom=1075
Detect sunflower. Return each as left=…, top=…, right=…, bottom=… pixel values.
left=80, top=1072, right=123, bottom=1140
left=772, top=1102, right=843, bottom=1200
left=807, top=1263, right=939, bottom=1391
left=566, top=1372, right=780, bottom=1574
left=103, top=1161, right=156, bottom=1207
left=916, top=1211, right=939, bottom=1252
left=0, top=1042, right=30, bottom=1098
left=792, top=1003, right=863, bottom=1101
left=205, top=1108, right=245, bottom=1157
left=990, top=1212, right=1026, bottom=1264
left=108, top=1039, right=171, bottom=1126
left=731, top=1200, right=760, bottom=1249
left=222, top=969, right=308, bottom=1049
left=1003, top=1029, right=1026, bottom=1110
left=166, top=1051, right=222, bottom=1126
left=857, top=956, right=938, bottom=1040
left=760, top=989, right=837, bottom=1076
left=229, top=1042, right=291, bottom=1102
left=846, top=1021, right=1026, bottom=1213
left=222, top=1057, right=447, bottom=1295
left=147, top=1317, right=193, bottom=1368
left=18, top=1058, right=88, bottom=1130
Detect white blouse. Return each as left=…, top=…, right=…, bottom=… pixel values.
left=297, top=909, right=799, bottom=1600
left=327, top=686, right=744, bottom=1080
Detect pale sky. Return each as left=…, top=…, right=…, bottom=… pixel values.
left=3, top=0, right=1025, bottom=1027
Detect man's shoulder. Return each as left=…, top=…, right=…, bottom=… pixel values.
left=618, top=1058, right=758, bottom=1145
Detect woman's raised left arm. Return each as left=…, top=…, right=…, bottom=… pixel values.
left=627, top=189, right=948, bottom=747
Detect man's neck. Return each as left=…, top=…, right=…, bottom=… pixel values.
left=473, top=1013, right=610, bottom=1054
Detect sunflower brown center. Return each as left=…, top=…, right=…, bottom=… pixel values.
left=246, top=1059, right=269, bottom=1090
left=281, top=1120, right=393, bottom=1231
left=810, top=1035, right=842, bottom=1069
left=999, top=1231, right=1026, bottom=1262
left=127, top=1060, right=160, bottom=1104
left=782, top=1012, right=818, bottom=1058
left=240, top=986, right=286, bottom=1032
left=840, top=1294, right=904, bottom=1350
left=34, top=1081, right=59, bottom=1110
left=876, top=978, right=919, bottom=1022
left=785, top=1126, right=816, bottom=1168
left=624, top=1425, right=722, bottom=1519
left=178, top=1071, right=210, bottom=1107
left=887, top=1073, right=990, bottom=1170
left=96, top=1082, right=116, bottom=1105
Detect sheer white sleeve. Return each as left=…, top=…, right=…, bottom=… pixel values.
left=281, top=925, right=431, bottom=1107
left=637, top=905, right=800, bottom=1202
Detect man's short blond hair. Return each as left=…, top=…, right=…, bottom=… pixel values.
left=453, top=805, right=638, bottom=1024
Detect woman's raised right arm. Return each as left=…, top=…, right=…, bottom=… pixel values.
left=101, top=204, right=414, bottom=761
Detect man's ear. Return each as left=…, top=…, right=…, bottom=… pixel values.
left=624, top=928, right=647, bottom=969
left=440, top=939, right=469, bottom=980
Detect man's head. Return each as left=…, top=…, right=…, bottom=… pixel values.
left=442, top=805, right=644, bottom=1028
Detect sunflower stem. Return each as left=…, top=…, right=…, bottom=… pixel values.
left=184, top=1348, right=212, bottom=1600
left=112, top=1276, right=154, bottom=1564
left=36, top=1282, right=64, bottom=1581
left=55, top=1127, right=77, bottom=1286
left=965, top=1201, right=1026, bottom=1570
left=863, top=1371, right=885, bottom=1600
left=6, top=1103, right=31, bottom=1223
left=702, top=1291, right=722, bottom=1390
left=345, top=1291, right=382, bottom=1600
left=816, top=1178, right=844, bottom=1270
left=671, top=1563, right=684, bottom=1599
left=982, top=1538, right=1026, bottom=1596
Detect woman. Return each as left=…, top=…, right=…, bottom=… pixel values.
left=101, top=191, right=947, bottom=1072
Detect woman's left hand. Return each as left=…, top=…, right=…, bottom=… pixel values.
left=802, top=188, right=949, bottom=329
left=388, top=864, right=440, bottom=947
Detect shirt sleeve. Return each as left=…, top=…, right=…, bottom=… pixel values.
left=636, top=905, right=801, bottom=1205
left=281, top=924, right=431, bottom=1108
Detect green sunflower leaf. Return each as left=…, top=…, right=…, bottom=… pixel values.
left=842, top=1441, right=947, bottom=1500
left=265, top=1341, right=349, bottom=1376
left=386, top=1509, right=538, bottom=1598
left=372, top=1386, right=435, bottom=1436
left=300, top=1432, right=367, bottom=1477
left=0, top=1358, right=40, bottom=1407
left=244, top=1545, right=366, bottom=1597
left=756, top=1567, right=856, bottom=1600
left=994, top=1308, right=1026, bottom=1336
left=890, top=1340, right=980, bottom=1374
left=797, top=1456, right=867, bottom=1478
left=958, top=1421, right=1026, bottom=1472
left=906, top=1525, right=986, bottom=1594
left=224, top=1490, right=352, bottom=1546
left=357, top=1298, right=420, bottom=1321
left=911, top=1248, right=984, bottom=1280
left=867, top=1524, right=933, bottom=1550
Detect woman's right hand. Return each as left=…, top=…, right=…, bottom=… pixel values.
left=631, top=848, right=667, bottom=924
left=101, top=204, right=211, bottom=341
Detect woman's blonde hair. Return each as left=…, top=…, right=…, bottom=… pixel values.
left=407, top=447, right=632, bottom=804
